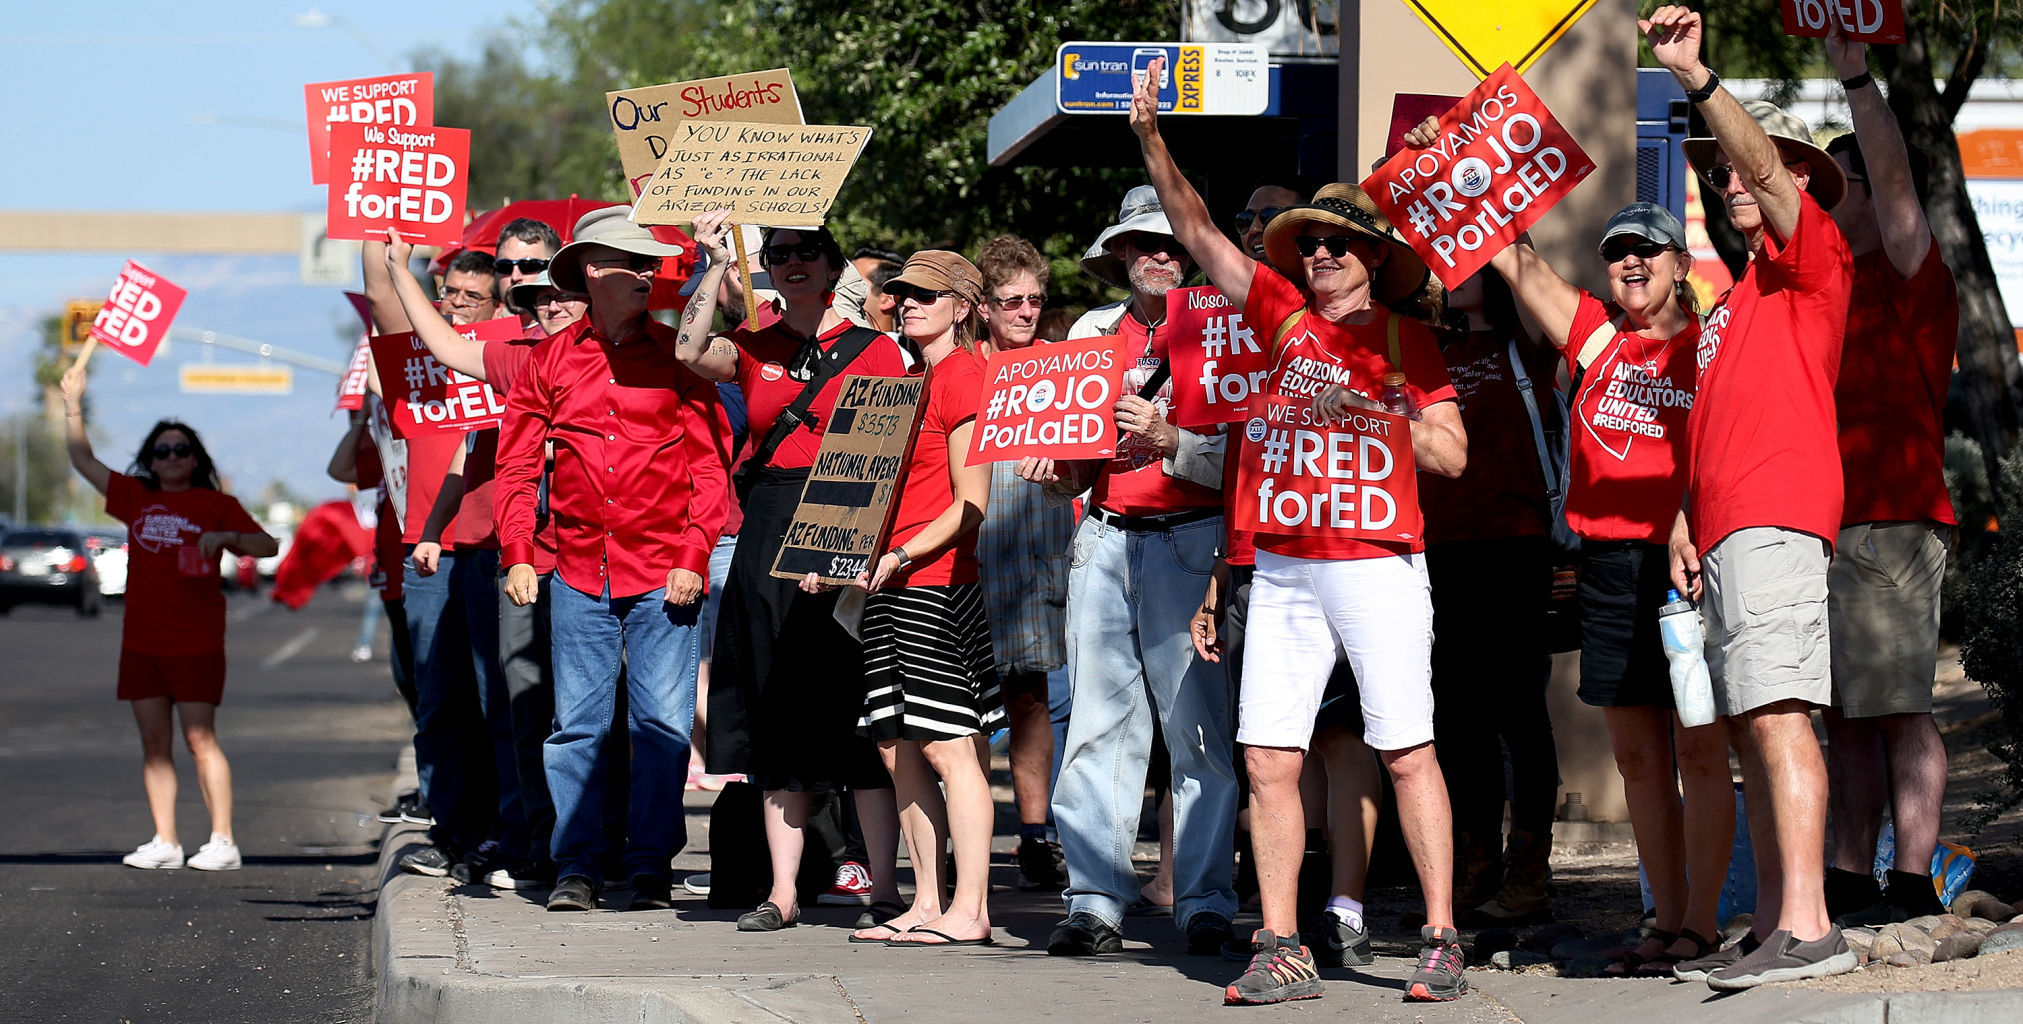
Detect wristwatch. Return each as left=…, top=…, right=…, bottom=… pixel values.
left=889, top=546, right=912, bottom=569
left=1841, top=71, right=1875, bottom=92
left=1685, top=68, right=1721, bottom=104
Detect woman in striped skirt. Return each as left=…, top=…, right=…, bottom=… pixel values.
left=807, top=250, right=1001, bottom=946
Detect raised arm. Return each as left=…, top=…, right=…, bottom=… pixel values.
left=1488, top=241, right=1583, bottom=349
left=361, top=238, right=414, bottom=337
left=58, top=365, right=113, bottom=496
left=673, top=208, right=743, bottom=383
left=384, top=231, right=491, bottom=381
left=1129, top=57, right=1256, bottom=308
left=1827, top=29, right=1931, bottom=277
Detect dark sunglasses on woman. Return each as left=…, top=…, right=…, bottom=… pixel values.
left=151, top=443, right=194, bottom=460
left=885, top=283, right=951, bottom=306
left=1294, top=235, right=1360, bottom=258
left=1599, top=238, right=1673, bottom=264
left=761, top=242, right=826, bottom=266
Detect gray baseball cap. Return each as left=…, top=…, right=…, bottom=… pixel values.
left=1598, top=201, right=1688, bottom=252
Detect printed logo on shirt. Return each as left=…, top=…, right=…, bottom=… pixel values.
left=133, top=505, right=201, bottom=554
left=759, top=361, right=785, bottom=382
left=1444, top=351, right=1511, bottom=412
left=1698, top=302, right=1733, bottom=371
left=1579, top=340, right=1694, bottom=461
left=1270, top=327, right=1365, bottom=402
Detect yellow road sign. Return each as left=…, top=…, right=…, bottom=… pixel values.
left=179, top=365, right=294, bottom=395
left=62, top=300, right=102, bottom=352
left=1398, top=0, right=1600, bottom=77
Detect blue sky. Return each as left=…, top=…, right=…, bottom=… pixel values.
left=0, top=2, right=547, bottom=510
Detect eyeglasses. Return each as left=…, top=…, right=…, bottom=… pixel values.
left=584, top=254, right=661, bottom=274
left=534, top=291, right=588, bottom=308
left=1599, top=238, right=1674, bottom=263
left=1121, top=233, right=1186, bottom=259
left=761, top=242, right=827, bottom=266
left=1233, top=207, right=1284, bottom=234
left=988, top=293, right=1046, bottom=312
left=151, top=443, right=194, bottom=460
left=885, top=283, right=951, bottom=306
left=493, top=258, right=550, bottom=275
left=1294, top=235, right=1361, bottom=258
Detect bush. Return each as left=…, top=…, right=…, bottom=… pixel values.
left=1956, top=442, right=2023, bottom=831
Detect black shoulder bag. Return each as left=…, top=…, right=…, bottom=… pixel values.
left=732, top=325, right=885, bottom=503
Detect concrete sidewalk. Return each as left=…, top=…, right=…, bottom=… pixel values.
left=368, top=788, right=2023, bottom=1024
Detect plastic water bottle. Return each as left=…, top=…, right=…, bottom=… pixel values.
left=1659, top=589, right=1716, bottom=728
left=1380, top=372, right=1414, bottom=416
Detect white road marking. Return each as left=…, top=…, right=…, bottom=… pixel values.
left=261, top=627, right=319, bottom=670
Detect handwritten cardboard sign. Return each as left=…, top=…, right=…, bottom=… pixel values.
left=630, top=121, right=873, bottom=228
left=1234, top=395, right=1423, bottom=543
left=325, top=122, right=470, bottom=246
left=1779, top=0, right=1905, bottom=44
left=1164, top=286, right=1274, bottom=427
left=967, top=335, right=1125, bottom=465
left=1362, top=64, right=1594, bottom=289
left=607, top=69, right=804, bottom=198
left=367, top=318, right=521, bottom=438
left=304, top=72, right=434, bottom=185
left=770, top=375, right=925, bottom=585
left=90, top=261, right=186, bottom=367
left=335, top=334, right=373, bottom=412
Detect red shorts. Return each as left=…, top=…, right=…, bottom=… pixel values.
left=117, top=649, right=227, bottom=704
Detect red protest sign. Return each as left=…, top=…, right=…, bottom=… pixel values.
left=1165, top=286, right=1273, bottom=428
left=1234, top=395, right=1423, bottom=544
left=368, top=318, right=521, bottom=437
left=305, top=73, right=434, bottom=184
left=335, top=335, right=372, bottom=412
left=325, top=122, right=470, bottom=247
left=89, top=261, right=186, bottom=367
left=967, top=334, right=1126, bottom=465
left=1779, top=0, right=1905, bottom=44
left=1362, top=64, right=1595, bottom=290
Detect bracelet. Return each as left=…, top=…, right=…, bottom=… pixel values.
left=1685, top=68, right=1721, bottom=104
left=889, top=546, right=911, bottom=569
left=1841, top=71, right=1874, bottom=92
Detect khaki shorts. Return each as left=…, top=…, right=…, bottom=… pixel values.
left=1828, top=521, right=1948, bottom=718
left=1701, top=527, right=1832, bottom=717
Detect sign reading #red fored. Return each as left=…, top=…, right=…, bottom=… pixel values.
left=1779, top=0, right=1905, bottom=44
left=368, top=318, right=521, bottom=438
left=90, top=261, right=186, bottom=367
left=1234, top=395, right=1423, bottom=544
left=335, top=335, right=372, bottom=412
left=325, top=122, right=470, bottom=247
left=305, top=73, right=434, bottom=184
left=966, top=334, right=1127, bottom=465
left=1165, top=286, right=1274, bottom=428
left=1362, top=64, right=1594, bottom=290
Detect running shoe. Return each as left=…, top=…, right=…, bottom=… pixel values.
left=1404, top=925, right=1468, bottom=1002
left=399, top=847, right=452, bottom=877
left=186, top=834, right=241, bottom=871
left=1224, top=930, right=1323, bottom=1005
left=1305, top=908, right=1375, bottom=968
left=816, top=861, right=874, bottom=906
left=122, top=836, right=184, bottom=870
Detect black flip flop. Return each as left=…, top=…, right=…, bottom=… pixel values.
left=884, top=926, right=994, bottom=948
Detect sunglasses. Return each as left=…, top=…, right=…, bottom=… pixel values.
left=151, top=443, right=194, bottom=460
left=886, top=283, right=951, bottom=306
left=988, top=293, right=1046, bottom=312
left=1122, top=233, right=1186, bottom=258
left=493, top=258, right=550, bottom=275
left=1294, top=235, right=1362, bottom=258
left=1599, top=238, right=1674, bottom=263
left=584, top=254, right=661, bottom=274
left=1701, top=159, right=1809, bottom=193
left=534, top=291, right=588, bottom=307
left=761, top=242, right=827, bottom=266
left=1233, top=207, right=1284, bottom=233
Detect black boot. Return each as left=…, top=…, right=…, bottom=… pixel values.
left=1884, top=868, right=1948, bottom=920
left=1825, top=866, right=1887, bottom=926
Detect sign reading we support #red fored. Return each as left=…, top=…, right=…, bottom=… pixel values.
left=967, top=334, right=1127, bottom=465
left=1779, top=0, right=1905, bottom=44
left=368, top=319, right=521, bottom=438
left=1234, top=395, right=1423, bottom=544
left=305, top=73, right=434, bottom=184
left=1164, top=286, right=1274, bottom=428
left=1362, top=64, right=1594, bottom=290
left=90, top=261, right=186, bottom=367
left=325, top=122, right=470, bottom=247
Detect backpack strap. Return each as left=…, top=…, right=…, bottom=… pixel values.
left=1508, top=338, right=1560, bottom=504
left=1269, top=307, right=1307, bottom=361
left=734, top=325, right=884, bottom=498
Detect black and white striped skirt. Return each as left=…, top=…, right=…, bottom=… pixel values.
left=859, top=582, right=1004, bottom=742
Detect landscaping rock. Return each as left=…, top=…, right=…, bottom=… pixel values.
left=1963, top=917, right=2000, bottom=937
left=1980, top=923, right=2023, bottom=956
left=1841, top=926, right=1877, bottom=963
left=1559, top=953, right=1615, bottom=979
left=1950, top=889, right=2014, bottom=921
left=1490, top=949, right=1551, bottom=970
left=1720, top=914, right=1754, bottom=947
left=1903, top=914, right=1952, bottom=936
left=1921, top=915, right=1966, bottom=942
left=1887, top=949, right=1931, bottom=968
left=1474, top=928, right=1519, bottom=960
left=1934, top=931, right=1984, bottom=963
left=1870, top=923, right=1939, bottom=962
left=1522, top=922, right=1584, bottom=953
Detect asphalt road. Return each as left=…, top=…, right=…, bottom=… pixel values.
left=0, top=585, right=408, bottom=1023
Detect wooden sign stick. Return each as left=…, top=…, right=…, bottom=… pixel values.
left=729, top=223, right=762, bottom=327
left=69, top=337, right=99, bottom=374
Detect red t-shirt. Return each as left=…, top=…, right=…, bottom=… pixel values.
left=1564, top=293, right=1700, bottom=544
left=1837, top=236, right=1958, bottom=526
left=106, top=473, right=264, bottom=656
left=1688, top=192, right=1853, bottom=553
left=1244, top=263, right=1456, bottom=560
left=1419, top=331, right=1551, bottom=544
left=730, top=319, right=908, bottom=471
left=889, top=348, right=988, bottom=587
left=1090, top=313, right=1224, bottom=516
left=483, top=338, right=557, bottom=574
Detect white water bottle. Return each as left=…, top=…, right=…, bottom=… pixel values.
left=1659, top=589, right=1716, bottom=728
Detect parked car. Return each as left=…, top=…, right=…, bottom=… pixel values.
left=0, top=527, right=102, bottom=617
left=85, top=528, right=128, bottom=597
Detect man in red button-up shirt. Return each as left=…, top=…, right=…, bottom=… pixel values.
left=494, top=207, right=729, bottom=911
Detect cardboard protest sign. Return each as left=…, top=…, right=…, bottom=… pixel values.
left=630, top=121, right=873, bottom=228
left=1163, top=286, right=1274, bottom=427
left=607, top=69, right=804, bottom=198
left=325, top=122, right=470, bottom=247
left=1234, top=395, right=1424, bottom=544
left=367, top=318, right=521, bottom=438
left=335, top=335, right=373, bottom=412
left=90, top=261, right=187, bottom=367
left=304, top=73, right=434, bottom=184
left=1362, top=64, right=1594, bottom=289
left=770, top=375, right=925, bottom=585
left=1779, top=0, right=1905, bottom=44
left=967, top=335, right=1126, bottom=465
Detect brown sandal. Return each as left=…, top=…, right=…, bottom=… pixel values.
left=1602, top=928, right=1678, bottom=977
left=1633, top=928, right=1717, bottom=977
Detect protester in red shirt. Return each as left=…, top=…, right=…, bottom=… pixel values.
left=1648, top=5, right=1858, bottom=989
left=1818, top=28, right=1959, bottom=927
left=493, top=206, right=727, bottom=913
left=675, top=208, right=908, bottom=930
left=60, top=365, right=277, bottom=873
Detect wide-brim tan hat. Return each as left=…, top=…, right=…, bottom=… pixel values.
left=1683, top=99, right=1845, bottom=212
left=888, top=250, right=985, bottom=308
left=1261, top=183, right=1429, bottom=304
left=1080, top=184, right=1176, bottom=289
left=550, top=206, right=686, bottom=292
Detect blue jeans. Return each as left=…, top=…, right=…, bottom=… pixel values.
left=547, top=579, right=702, bottom=882
left=406, top=551, right=492, bottom=854
left=453, top=549, right=525, bottom=861
left=1052, top=516, right=1238, bottom=929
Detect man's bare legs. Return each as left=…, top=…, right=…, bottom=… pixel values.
left=1729, top=700, right=1831, bottom=942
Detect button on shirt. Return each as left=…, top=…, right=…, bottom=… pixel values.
left=495, top=316, right=729, bottom=599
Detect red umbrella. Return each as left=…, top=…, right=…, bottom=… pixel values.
left=431, top=195, right=695, bottom=311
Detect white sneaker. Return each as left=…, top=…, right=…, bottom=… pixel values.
left=187, top=834, right=242, bottom=871
left=123, top=836, right=185, bottom=869
left=349, top=644, right=374, bottom=663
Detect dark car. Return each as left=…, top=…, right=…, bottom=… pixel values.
left=0, top=527, right=103, bottom=617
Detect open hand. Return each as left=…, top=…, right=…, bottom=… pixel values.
left=1128, top=56, right=1164, bottom=141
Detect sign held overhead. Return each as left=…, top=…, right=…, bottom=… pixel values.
left=304, top=72, right=434, bottom=184
left=607, top=69, right=805, bottom=198
left=90, top=261, right=186, bottom=367
left=629, top=121, right=872, bottom=228
left=324, top=122, right=471, bottom=247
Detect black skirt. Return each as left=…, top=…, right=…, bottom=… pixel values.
left=705, top=467, right=891, bottom=792
left=859, top=582, right=1003, bottom=742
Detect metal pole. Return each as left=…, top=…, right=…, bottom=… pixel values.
left=12, top=416, right=25, bottom=524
